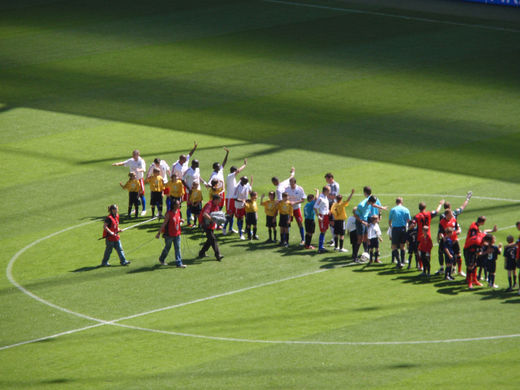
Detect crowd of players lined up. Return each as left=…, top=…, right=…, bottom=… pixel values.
left=101, top=144, right=520, bottom=293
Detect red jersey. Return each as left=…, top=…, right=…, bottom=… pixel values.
left=103, top=214, right=120, bottom=242
left=199, top=201, right=220, bottom=230
left=464, top=221, right=480, bottom=249
left=415, top=210, right=437, bottom=241
left=439, top=217, right=458, bottom=241
left=418, top=235, right=433, bottom=253
left=164, top=209, right=182, bottom=237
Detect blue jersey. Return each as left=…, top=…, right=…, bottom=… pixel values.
left=304, top=200, right=316, bottom=220
left=389, top=205, right=411, bottom=228
left=368, top=198, right=381, bottom=218
left=356, top=198, right=371, bottom=221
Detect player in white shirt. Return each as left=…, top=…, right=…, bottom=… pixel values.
left=223, top=158, right=248, bottom=235
left=208, top=147, right=229, bottom=209
left=367, top=215, right=383, bottom=263
left=325, top=173, right=340, bottom=246
left=112, top=149, right=147, bottom=216
left=286, top=177, right=306, bottom=245
left=346, top=210, right=357, bottom=254
left=271, top=167, right=295, bottom=201
left=147, top=158, right=170, bottom=183
left=171, top=141, right=198, bottom=183
left=314, top=186, right=330, bottom=253
left=233, top=176, right=253, bottom=239
left=183, top=159, right=201, bottom=225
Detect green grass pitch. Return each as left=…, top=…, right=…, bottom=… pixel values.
left=1, top=0, right=519, bottom=388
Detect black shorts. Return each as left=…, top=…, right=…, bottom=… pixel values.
left=445, top=252, right=456, bottom=265
left=129, top=191, right=139, bottom=205
left=476, top=254, right=486, bottom=267
left=279, top=214, right=290, bottom=228
left=487, top=261, right=496, bottom=274
left=464, top=248, right=477, bottom=268
left=169, top=196, right=182, bottom=204
left=266, top=215, right=276, bottom=228
left=246, top=212, right=257, bottom=226
left=419, top=251, right=430, bottom=263
left=333, top=220, right=346, bottom=236
left=505, top=257, right=517, bottom=271
left=190, top=203, right=202, bottom=214
left=305, top=219, right=315, bottom=234
left=453, top=240, right=461, bottom=255
left=369, top=237, right=379, bottom=250
left=151, top=191, right=163, bottom=205
left=391, top=227, right=407, bottom=246
left=407, top=241, right=417, bottom=253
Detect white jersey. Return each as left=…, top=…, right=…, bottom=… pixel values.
left=123, top=157, right=146, bottom=180
left=314, top=193, right=329, bottom=215
left=285, top=185, right=305, bottom=210
left=275, top=178, right=291, bottom=201
left=328, top=180, right=340, bottom=203
left=183, top=167, right=200, bottom=191
left=226, top=172, right=238, bottom=199
left=234, top=183, right=251, bottom=208
left=346, top=216, right=357, bottom=232
left=367, top=223, right=382, bottom=240
left=209, top=168, right=225, bottom=192
left=172, top=156, right=190, bottom=179
left=147, top=160, right=170, bottom=183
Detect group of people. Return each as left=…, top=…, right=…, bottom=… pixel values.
left=100, top=145, right=520, bottom=294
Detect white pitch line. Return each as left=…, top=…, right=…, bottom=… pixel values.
left=263, top=0, right=520, bottom=34
left=2, top=206, right=519, bottom=351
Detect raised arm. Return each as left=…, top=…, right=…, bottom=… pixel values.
left=236, top=158, right=247, bottom=174
left=221, top=147, right=230, bottom=168
left=346, top=188, right=355, bottom=203
left=188, top=141, right=198, bottom=157
left=112, top=161, right=125, bottom=166
left=435, top=199, right=445, bottom=213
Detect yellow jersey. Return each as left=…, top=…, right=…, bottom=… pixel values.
left=208, top=184, right=223, bottom=198
left=145, top=175, right=164, bottom=192
left=189, top=189, right=203, bottom=204
left=278, top=201, right=293, bottom=216
left=167, top=179, right=185, bottom=198
left=122, top=179, right=140, bottom=192
left=245, top=200, right=258, bottom=213
left=331, top=200, right=350, bottom=221
left=261, top=200, right=277, bottom=217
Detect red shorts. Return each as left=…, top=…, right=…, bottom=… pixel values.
left=319, top=214, right=329, bottom=233
left=218, top=192, right=225, bottom=209
left=226, top=198, right=236, bottom=215
left=138, top=178, right=145, bottom=195
left=163, top=187, right=170, bottom=196
left=292, top=208, right=303, bottom=224
left=235, top=207, right=246, bottom=219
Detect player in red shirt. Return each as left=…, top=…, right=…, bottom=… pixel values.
left=156, top=200, right=186, bottom=268
left=418, top=226, right=433, bottom=277
left=463, top=216, right=497, bottom=289
left=415, top=200, right=444, bottom=242
left=198, top=195, right=224, bottom=261
left=438, top=209, right=462, bottom=277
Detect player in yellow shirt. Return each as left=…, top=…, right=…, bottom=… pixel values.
left=278, top=192, right=295, bottom=247
left=120, top=172, right=141, bottom=218
left=165, top=173, right=185, bottom=211
left=144, top=168, right=165, bottom=218
left=260, top=191, right=278, bottom=243
left=330, top=189, right=355, bottom=252
left=245, top=191, right=259, bottom=240
left=188, top=182, right=203, bottom=227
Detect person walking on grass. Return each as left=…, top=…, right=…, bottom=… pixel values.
left=388, top=197, right=411, bottom=268
left=198, top=195, right=224, bottom=261
left=112, top=150, right=147, bottom=216
left=156, top=200, right=186, bottom=268
left=101, top=205, right=130, bottom=267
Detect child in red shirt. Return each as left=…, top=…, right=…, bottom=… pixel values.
left=418, top=226, right=433, bottom=277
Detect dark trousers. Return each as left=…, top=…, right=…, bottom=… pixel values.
left=200, top=227, right=221, bottom=258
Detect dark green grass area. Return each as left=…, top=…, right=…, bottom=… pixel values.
left=0, top=0, right=519, bottom=389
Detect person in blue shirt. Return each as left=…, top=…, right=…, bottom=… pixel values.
left=353, top=187, right=387, bottom=262
left=388, top=197, right=411, bottom=267
left=303, top=189, right=319, bottom=249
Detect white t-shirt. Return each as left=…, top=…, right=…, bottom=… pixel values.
left=328, top=180, right=340, bottom=203
left=147, top=160, right=170, bottom=183
left=226, top=172, right=238, bottom=199
left=172, top=156, right=190, bottom=179
left=314, top=193, right=329, bottom=215
left=285, top=185, right=305, bottom=210
left=123, top=157, right=146, bottom=180
left=275, top=178, right=291, bottom=201
left=209, top=168, right=225, bottom=192
left=346, top=216, right=357, bottom=232
left=367, top=223, right=382, bottom=240
left=183, top=167, right=200, bottom=191
left=234, top=183, right=251, bottom=208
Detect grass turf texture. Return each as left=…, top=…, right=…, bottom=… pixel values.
left=1, top=0, right=520, bottom=388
